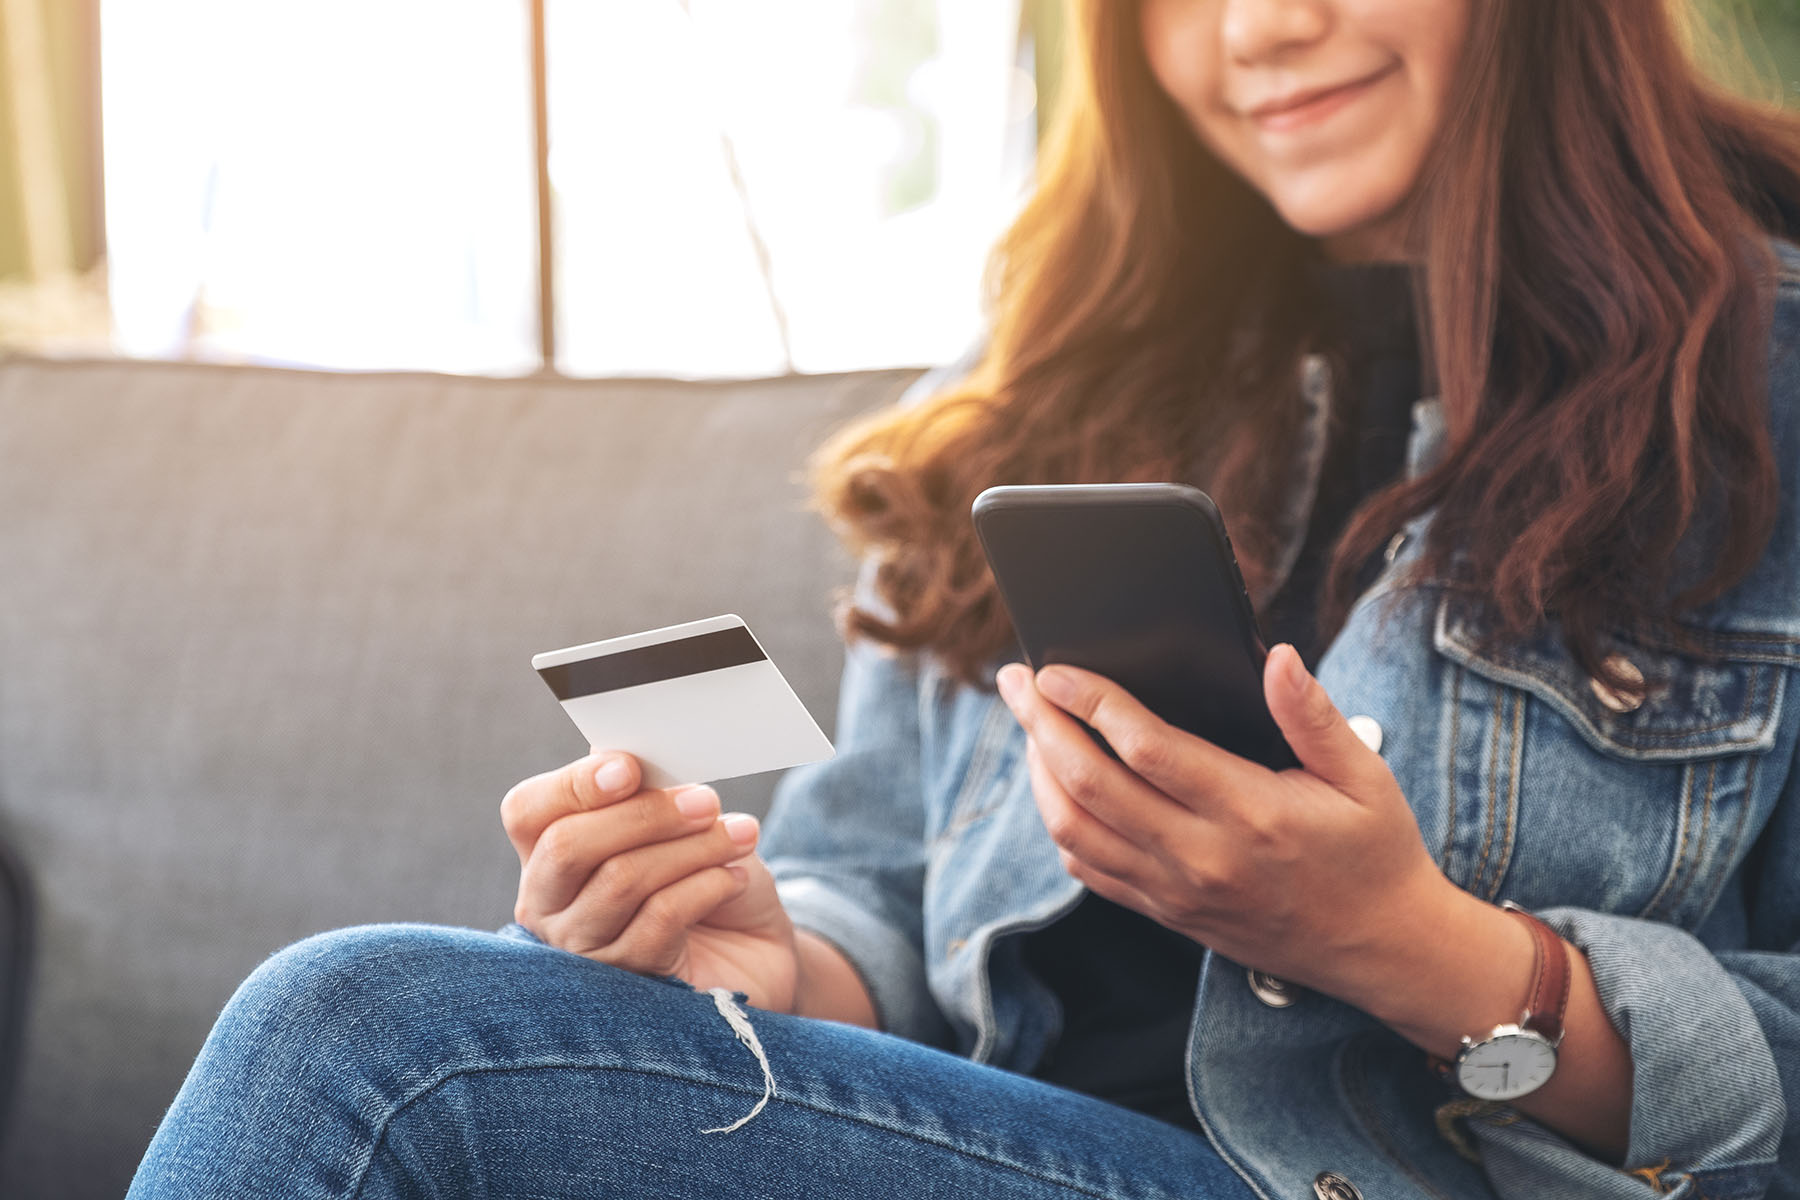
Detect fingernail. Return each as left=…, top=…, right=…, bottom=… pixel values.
left=595, top=757, right=632, bottom=794
left=1281, top=644, right=1309, bottom=696
left=1035, top=666, right=1074, bottom=705
left=674, top=786, right=719, bottom=821
left=996, top=664, right=1025, bottom=702
left=723, top=813, right=759, bottom=845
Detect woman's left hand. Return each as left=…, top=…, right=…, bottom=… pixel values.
left=996, top=644, right=1454, bottom=1006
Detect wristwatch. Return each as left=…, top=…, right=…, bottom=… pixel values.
left=1432, top=901, right=1571, bottom=1101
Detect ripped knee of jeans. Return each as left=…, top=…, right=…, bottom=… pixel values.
left=699, top=987, right=777, bottom=1135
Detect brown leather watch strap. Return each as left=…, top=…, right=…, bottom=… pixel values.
left=1501, top=901, right=1570, bottom=1045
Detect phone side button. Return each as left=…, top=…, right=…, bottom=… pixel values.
left=1247, top=969, right=1302, bottom=1008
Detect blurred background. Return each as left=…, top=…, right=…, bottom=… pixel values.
left=0, top=0, right=1796, bottom=380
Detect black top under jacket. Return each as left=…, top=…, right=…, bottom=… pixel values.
left=1019, top=261, right=1423, bottom=1133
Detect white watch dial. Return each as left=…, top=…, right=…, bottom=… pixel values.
left=1455, top=1027, right=1558, bottom=1101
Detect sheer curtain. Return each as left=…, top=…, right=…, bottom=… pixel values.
left=0, top=0, right=106, bottom=352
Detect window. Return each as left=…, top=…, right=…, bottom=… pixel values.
left=101, top=0, right=537, bottom=371
left=547, top=0, right=1034, bottom=377
left=97, top=0, right=1036, bottom=377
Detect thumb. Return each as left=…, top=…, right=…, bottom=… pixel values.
left=1263, top=643, right=1381, bottom=797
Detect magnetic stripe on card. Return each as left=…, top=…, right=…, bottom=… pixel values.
left=537, top=626, right=767, bottom=701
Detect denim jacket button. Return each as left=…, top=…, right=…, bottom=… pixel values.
left=1346, top=714, right=1383, bottom=754
left=1247, top=969, right=1300, bottom=1008
left=1589, top=654, right=1647, bottom=713
left=1313, top=1172, right=1364, bottom=1200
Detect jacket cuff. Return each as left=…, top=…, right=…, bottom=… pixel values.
left=775, top=875, right=952, bottom=1049
left=1469, top=907, right=1784, bottom=1200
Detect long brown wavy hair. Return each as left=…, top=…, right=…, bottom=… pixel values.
left=811, top=0, right=1800, bottom=692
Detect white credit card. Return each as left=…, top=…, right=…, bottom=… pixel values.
left=533, top=614, right=834, bottom=789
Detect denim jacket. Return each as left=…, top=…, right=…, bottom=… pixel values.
left=762, top=241, right=1800, bottom=1200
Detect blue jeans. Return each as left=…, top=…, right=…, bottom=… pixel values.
left=127, top=924, right=1255, bottom=1199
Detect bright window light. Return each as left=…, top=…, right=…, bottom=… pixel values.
left=546, top=0, right=1033, bottom=377
left=102, top=0, right=540, bottom=373
left=99, top=0, right=1032, bottom=378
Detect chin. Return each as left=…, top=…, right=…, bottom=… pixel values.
left=1258, top=169, right=1416, bottom=257
left=1252, top=157, right=1404, bottom=237
left=1271, top=196, right=1392, bottom=242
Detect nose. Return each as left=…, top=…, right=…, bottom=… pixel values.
left=1220, top=0, right=1332, bottom=65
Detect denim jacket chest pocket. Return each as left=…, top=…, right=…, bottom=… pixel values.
left=1429, top=590, right=1793, bottom=929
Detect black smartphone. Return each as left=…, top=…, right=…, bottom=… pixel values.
left=972, top=482, right=1298, bottom=771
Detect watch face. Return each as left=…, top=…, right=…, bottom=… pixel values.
left=1455, top=1028, right=1558, bottom=1101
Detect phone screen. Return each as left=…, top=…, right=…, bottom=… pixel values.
left=974, top=484, right=1297, bottom=771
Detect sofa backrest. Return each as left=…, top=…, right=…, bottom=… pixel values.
left=0, top=356, right=916, bottom=1199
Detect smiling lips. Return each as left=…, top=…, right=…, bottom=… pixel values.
left=1245, top=65, right=1397, bottom=132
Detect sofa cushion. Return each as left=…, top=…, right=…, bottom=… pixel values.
left=0, top=356, right=915, bottom=1199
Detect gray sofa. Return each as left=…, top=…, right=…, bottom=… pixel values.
left=0, top=355, right=920, bottom=1198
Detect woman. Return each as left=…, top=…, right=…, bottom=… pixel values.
left=132, top=2, right=1800, bottom=1197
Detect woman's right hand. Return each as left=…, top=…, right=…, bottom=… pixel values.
left=502, top=750, right=802, bottom=1013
